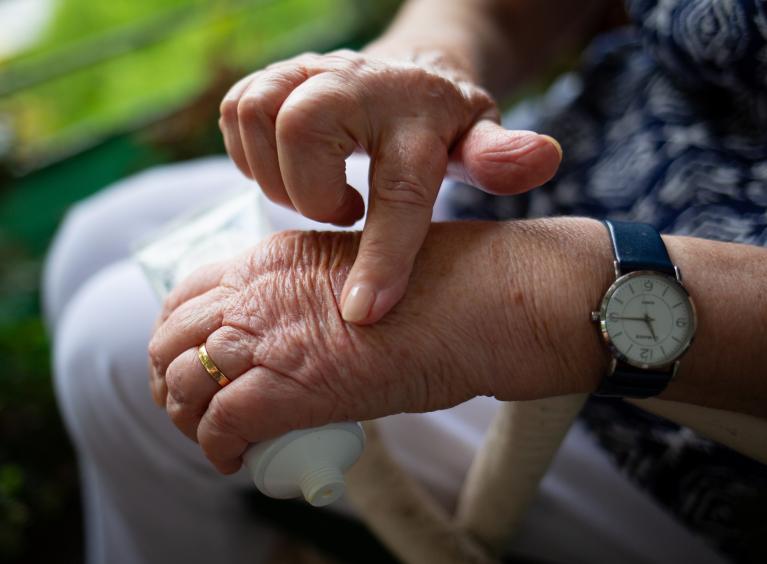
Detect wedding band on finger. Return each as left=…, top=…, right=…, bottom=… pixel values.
left=197, top=343, right=232, bottom=387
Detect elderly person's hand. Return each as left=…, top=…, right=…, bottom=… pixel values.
left=218, top=49, right=563, bottom=325
left=148, top=219, right=611, bottom=474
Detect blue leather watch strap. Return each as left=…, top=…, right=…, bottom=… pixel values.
left=605, top=220, right=675, bottom=276
left=596, top=361, right=673, bottom=398
left=595, top=220, right=676, bottom=398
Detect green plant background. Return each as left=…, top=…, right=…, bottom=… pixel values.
left=0, top=1, right=397, bottom=560
left=2, top=0, right=369, bottom=164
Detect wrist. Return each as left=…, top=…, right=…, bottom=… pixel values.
left=362, top=0, right=512, bottom=92
left=488, top=218, right=614, bottom=400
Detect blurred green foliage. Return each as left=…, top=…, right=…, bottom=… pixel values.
left=0, top=317, right=81, bottom=561
left=0, top=0, right=398, bottom=561
left=1, top=0, right=370, bottom=167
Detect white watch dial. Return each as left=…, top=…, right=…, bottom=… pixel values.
left=601, top=271, right=696, bottom=368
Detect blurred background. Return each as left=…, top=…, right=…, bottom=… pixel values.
left=0, top=1, right=399, bottom=560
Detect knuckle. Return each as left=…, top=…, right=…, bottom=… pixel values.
left=163, top=365, right=186, bottom=407
left=275, top=97, right=342, bottom=145
left=253, top=71, right=307, bottom=114
left=277, top=79, right=352, bottom=141
left=147, top=342, right=163, bottom=371
left=328, top=48, right=357, bottom=60
left=463, top=81, right=496, bottom=107
left=205, top=394, right=239, bottom=436
left=236, top=94, right=266, bottom=124
left=266, top=53, right=313, bottom=73
left=207, top=326, right=244, bottom=356
left=375, top=174, right=435, bottom=209
left=219, top=96, right=239, bottom=122
left=313, top=76, right=354, bottom=105
left=327, top=49, right=364, bottom=68
left=276, top=100, right=316, bottom=143
left=165, top=393, right=186, bottom=425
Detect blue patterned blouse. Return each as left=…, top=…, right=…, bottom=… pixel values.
left=448, top=1, right=767, bottom=562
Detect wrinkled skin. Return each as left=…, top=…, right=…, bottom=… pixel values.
left=148, top=221, right=595, bottom=474
left=218, top=49, right=562, bottom=324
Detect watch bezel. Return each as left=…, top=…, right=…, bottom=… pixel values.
left=596, top=269, right=697, bottom=370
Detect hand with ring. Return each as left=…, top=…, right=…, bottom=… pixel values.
left=147, top=220, right=606, bottom=475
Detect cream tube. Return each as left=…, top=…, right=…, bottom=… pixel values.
left=243, top=422, right=366, bottom=507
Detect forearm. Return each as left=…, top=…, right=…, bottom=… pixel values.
left=492, top=218, right=767, bottom=418
left=661, top=233, right=767, bottom=416
left=364, top=0, right=617, bottom=96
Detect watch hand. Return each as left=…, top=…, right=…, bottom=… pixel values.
left=641, top=301, right=652, bottom=339
left=612, top=316, right=647, bottom=321
left=644, top=314, right=657, bottom=341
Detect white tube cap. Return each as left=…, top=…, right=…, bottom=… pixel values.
left=243, top=422, right=365, bottom=507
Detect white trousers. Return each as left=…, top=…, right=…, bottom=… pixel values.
left=44, top=156, right=724, bottom=564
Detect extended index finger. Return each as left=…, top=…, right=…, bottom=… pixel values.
left=340, top=125, right=448, bottom=324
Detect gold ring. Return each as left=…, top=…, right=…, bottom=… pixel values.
left=197, top=343, right=231, bottom=387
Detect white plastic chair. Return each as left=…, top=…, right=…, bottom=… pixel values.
left=342, top=396, right=767, bottom=563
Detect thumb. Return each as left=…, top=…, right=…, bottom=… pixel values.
left=449, top=119, right=563, bottom=195
left=340, top=128, right=447, bottom=325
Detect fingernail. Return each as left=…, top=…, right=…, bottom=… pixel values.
left=540, top=135, right=563, bottom=160
left=341, top=285, right=375, bottom=323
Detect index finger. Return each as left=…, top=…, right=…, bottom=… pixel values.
left=340, top=126, right=448, bottom=324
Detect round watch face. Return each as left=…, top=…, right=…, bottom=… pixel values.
left=600, top=271, right=696, bottom=369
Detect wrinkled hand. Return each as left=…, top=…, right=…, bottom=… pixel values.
left=219, top=49, right=562, bottom=324
left=148, top=222, right=584, bottom=475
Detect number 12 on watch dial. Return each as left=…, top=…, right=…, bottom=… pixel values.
left=598, top=271, right=696, bottom=369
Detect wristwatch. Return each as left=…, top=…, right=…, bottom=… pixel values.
left=590, top=220, right=697, bottom=398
